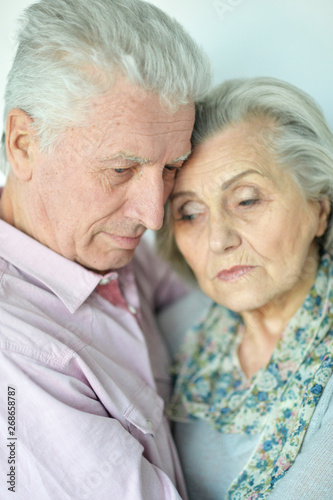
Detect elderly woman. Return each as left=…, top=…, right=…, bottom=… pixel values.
left=157, top=77, right=333, bottom=499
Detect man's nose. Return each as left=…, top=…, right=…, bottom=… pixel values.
left=208, top=213, right=241, bottom=254
left=124, top=168, right=166, bottom=231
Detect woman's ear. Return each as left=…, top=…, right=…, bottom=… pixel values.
left=315, top=197, right=331, bottom=237
left=6, top=109, right=36, bottom=181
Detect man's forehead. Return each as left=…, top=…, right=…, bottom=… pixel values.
left=92, top=75, right=193, bottom=116
left=72, top=81, right=195, bottom=160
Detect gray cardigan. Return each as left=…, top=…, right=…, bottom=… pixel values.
left=172, top=373, right=333, bottom=499
left=158, top=290, right=333, bottom=499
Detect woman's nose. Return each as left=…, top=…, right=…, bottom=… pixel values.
left=208, top=214, right=241, bottom=254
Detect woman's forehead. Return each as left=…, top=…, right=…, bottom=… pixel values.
left=190, top=122, right=273, bottom=166
left=178, top=129, right=276, bottom=185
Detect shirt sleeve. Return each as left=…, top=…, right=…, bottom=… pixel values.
left=268, top=374, right=333, bottom=499
left=0, top=347, right=184, bottom=500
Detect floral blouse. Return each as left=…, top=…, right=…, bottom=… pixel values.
left=169, top=252, right=333, bottom=499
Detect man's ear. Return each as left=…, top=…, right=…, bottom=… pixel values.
left=6, top=109, right=36, bottom=181
left=315, top=197, right=331, bottom=237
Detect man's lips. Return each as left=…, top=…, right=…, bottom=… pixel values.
left=216, top=266, right=256, bottom=282
left=101, top=232, right=144, bottom=250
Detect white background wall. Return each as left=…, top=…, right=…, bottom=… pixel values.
left=1, top=0, right=333, bottom=186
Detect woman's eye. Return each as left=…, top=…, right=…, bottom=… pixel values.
left=179, top=213, right=197, bottom=221
left=238, top=198, right=259, bottom=207
left=172, top=200, right=204, bottom=222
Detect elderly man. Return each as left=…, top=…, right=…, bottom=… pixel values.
left=0, top=0, right=210, bottom=498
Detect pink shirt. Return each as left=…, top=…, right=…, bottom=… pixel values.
left=0, top=219, right=188, bottom=499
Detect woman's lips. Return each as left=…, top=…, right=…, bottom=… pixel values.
left=216, top=266, right=256, bottom=282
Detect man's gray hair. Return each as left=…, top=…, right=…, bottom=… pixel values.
left=1, top=0, right=211, bottom=173
left=157, top=77, right=333, bottom=281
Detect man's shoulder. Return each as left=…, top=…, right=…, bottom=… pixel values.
left=0, top=256, right=86, bottom=365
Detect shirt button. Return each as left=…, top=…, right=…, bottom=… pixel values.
left=99, top=273, right=118, bottom=285
left=146, top=420, right=154, bottom=432
left=128, top=304, right=137, bottom=315
left=99, top=278, right=111, bottom=285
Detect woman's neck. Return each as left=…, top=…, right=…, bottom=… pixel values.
left=238, top=249, right=320, bottom=378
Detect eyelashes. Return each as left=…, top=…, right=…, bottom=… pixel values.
left=176, top=213, right=197, bottom=222
left=238, top=198, right=261, bottom=207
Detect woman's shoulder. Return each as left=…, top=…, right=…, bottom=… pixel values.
left=268, top=373, right=333, bottom=500
left=306, top=371, right=333, bottom=439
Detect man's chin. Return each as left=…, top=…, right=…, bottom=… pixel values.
left=76, top=248, right=135, bottom=274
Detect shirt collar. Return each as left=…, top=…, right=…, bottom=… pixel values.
left=0, top=218, right=133, bottom=313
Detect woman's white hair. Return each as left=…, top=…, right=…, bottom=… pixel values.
left=157, top=77, right=333, bottom=280
left=0, top=0, right=211, bottom=173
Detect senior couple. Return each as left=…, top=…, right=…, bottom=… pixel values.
left=0, top=0, right=332, bottom=499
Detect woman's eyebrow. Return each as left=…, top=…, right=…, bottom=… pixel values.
left=171, top=169, right=266, bottom=201
left=222, top=169, right=264, bottom=190
left=170, top=190, right=198, bottom=202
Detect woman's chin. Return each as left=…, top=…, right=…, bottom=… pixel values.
left=206, top=289, right=270, bottom=314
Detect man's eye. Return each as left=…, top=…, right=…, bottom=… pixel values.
left=114, top=168, right=126, bottom=173
left=164, top=165, right=177, bottom=171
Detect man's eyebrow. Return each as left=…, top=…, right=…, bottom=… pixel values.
left=98, top=153, right=150, bottom=164
left=97, top=149, right=192, bottom=165
left=168, top=150, right=192, bottom=165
